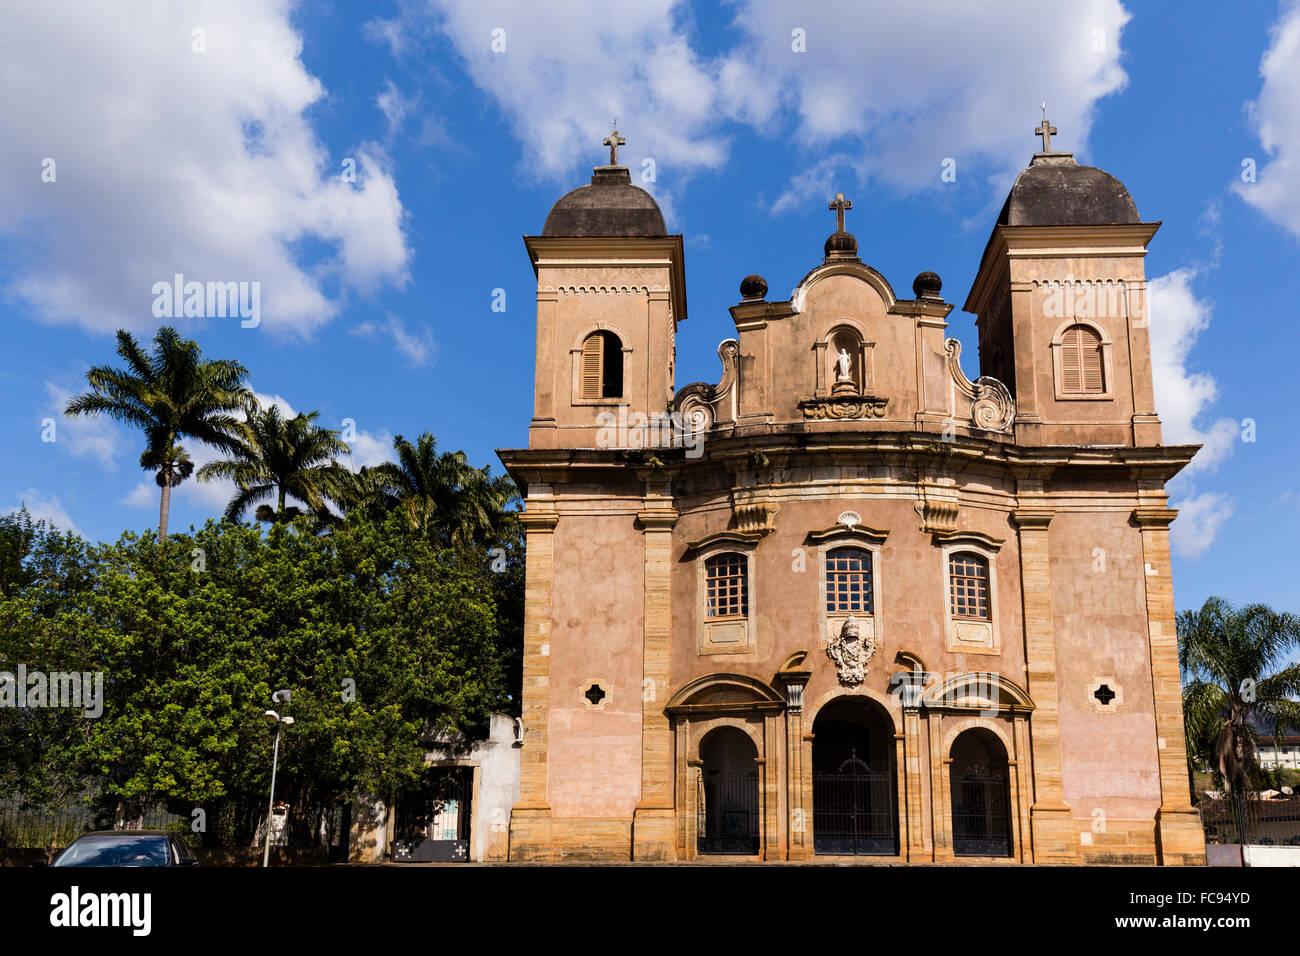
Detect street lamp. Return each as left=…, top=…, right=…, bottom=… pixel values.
left=262, top=689, right=294, bottom=868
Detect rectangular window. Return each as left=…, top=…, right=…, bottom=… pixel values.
left=949, top=552, right=990, bottom=620
left=825, top=547, right=873, bottom=614
left=705, top=553, right=748, bottom=618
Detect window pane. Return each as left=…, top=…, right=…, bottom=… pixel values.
left=825, top=547, right=873, bottom=614
left=949, top=552, right=989, bottom=620
left=705, top=552, right=748, bottom=618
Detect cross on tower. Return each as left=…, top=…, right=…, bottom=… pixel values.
left=603, top=123, right=626, bottom=166
left=1035, top=110, right=1058, bottom=153
left=829, top=192, right=853, bottom=233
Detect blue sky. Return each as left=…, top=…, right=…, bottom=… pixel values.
left=1, top=0, right=1298, bottom=615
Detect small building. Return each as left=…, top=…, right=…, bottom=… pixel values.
left=350, top=712, right=521, bottom=863
left=1259, top=735, right=1300, bottom=771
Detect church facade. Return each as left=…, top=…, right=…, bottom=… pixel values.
left=498, top=123, right=1207, bottom=865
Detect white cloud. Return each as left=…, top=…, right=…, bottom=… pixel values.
left=351, top=314, right=437, bottom=367
left=1147, top=267, right=1239, bottom=557
left=0, top=1, right=410, bottom=338
left=1235, top=0, right=1300, bottom=237
left=407, top=0, right=1130, bottom=215
left=346, top=430, right=397, bottom=470
left=723, top=0, right=1131, bottom=195
left=44, top=382, right=122, bottom=471
left=10, top=489, right=82, bottom=537
left=377, top=80, right=415, bottom=135
left=1171, top=491, right=1236, bottom=559
left=1147, top=269, right=1238, bottom=473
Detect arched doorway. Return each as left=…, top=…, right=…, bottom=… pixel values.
left=698, top=727, right=760, bottom=855
left=950, top=728, right=1013, bottom=857
left=812, top=698, right=898, bottom=855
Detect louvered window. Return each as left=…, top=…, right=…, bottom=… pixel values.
left=579, top=331, right=623, bottom=399
left=1059, top=324, right=1104, bottom=395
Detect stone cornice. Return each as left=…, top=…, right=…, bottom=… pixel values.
left=496, top=436, right=1199, bottom=490
left=1132, top=506, right=1178, bottom=529
left=684, top=530, right=765, bottom=553
left=931, top=529, right=1004, bottom=551
left=518, top=512, right=559, bottom=532
left=1010, top=509, right=1054, bottom=530
left=806, top=524, right=890, bottom=545
left=523, top=233, right=688, bottom=324
left=635, top=510, right=679, bottom=531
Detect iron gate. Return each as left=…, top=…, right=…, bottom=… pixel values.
left=392, top=766, right=472, bottom=862
left=813, top=752, right=897, bottom=855
left=697, top=770, right=759, bottom=855
left=951, top=766, right=1012, bottom=857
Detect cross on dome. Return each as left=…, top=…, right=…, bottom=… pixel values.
left=1035, top=106, right=1059, bottom=153
left=829, top=192, right=853, bottom=233
left=603, top=123, right=627, bottom=166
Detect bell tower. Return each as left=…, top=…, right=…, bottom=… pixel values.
left=524, top=127, right=687, bottom=450
left=964, top=115, right=1161, bottom=447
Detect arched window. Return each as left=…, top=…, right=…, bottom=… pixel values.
left=1058, top=324, right=1104, bottom=395
left=579, top=330, right=624, bottom=399
left=948, top=552, right=990, bottom=620
left=825, top=546, right=873, bottom=614
left=705, top=552, right=748, bottom=619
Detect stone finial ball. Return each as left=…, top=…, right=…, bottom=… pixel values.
left=740, top=274, right=768, bottom=300
left=913, top=271, right=943, bottom=299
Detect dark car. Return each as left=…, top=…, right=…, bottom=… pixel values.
left=51, top=831, right=199, bottom=867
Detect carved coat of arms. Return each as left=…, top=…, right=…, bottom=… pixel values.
left=826, top=614, right=875, bottom=686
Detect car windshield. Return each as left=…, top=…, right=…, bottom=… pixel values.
left=53, top=835, right=172, bottom=867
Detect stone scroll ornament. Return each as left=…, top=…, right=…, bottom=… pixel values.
left=943, top=338, right=1014, bottom=433
left=825, top=614, right=876, bottom=686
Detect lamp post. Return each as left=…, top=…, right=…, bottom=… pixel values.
left=262, top=689, right=294, bottom=868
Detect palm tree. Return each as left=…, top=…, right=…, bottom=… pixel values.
left=333, top=465, right=401, bottom=523
left=198, top=403, right=350, bottom=523
left=370, top=432, right=517, bottom=547
left=65, top=327, right=251, bottom=542
left=1179, top=596, right=1300, bottom=841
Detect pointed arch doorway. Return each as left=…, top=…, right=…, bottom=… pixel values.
left=812, top=697, right=899, bottom=855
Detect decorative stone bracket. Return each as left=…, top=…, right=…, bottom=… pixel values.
left=945, top=338, right=1014, bottom=433
left=799, top=395, right=889, bottom=420
left=674, top=339, right=739, bottom=433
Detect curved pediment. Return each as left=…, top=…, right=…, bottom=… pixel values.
left=665, top=673, right=785, bottom=715
left=921, top=671, right=1034, bottom=712
left=790, top=260, right=901, bottom=315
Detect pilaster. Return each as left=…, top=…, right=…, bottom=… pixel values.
left=1133, top=503, right=1207, bottom=865
left=508, top=507, right=559, bottom=860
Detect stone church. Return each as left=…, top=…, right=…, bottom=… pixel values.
left=498, top=121, right=1207, bottom=864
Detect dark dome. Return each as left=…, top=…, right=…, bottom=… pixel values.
left=542, top=166, right=667, bottom=237
left=997, top=157, right=1140, bottom=227
left=739, top=274, right=767, bottom=300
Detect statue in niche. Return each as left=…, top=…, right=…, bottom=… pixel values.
left=826, top=614, right=875, bottom=686
left=836, top=347, right=853, bottom=381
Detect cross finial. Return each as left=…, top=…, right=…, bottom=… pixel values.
left=603, top=122, right=626, bottom=166
left=828, top=192, right=853, bottom=233
left=1035, top=106, right=1058, bottom=153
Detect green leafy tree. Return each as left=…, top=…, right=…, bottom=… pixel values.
left=0, top=510, right=510, bottom=847
left=197, top=404, right=349, bottom=524
left=64, top=327, right=251, bottom=542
